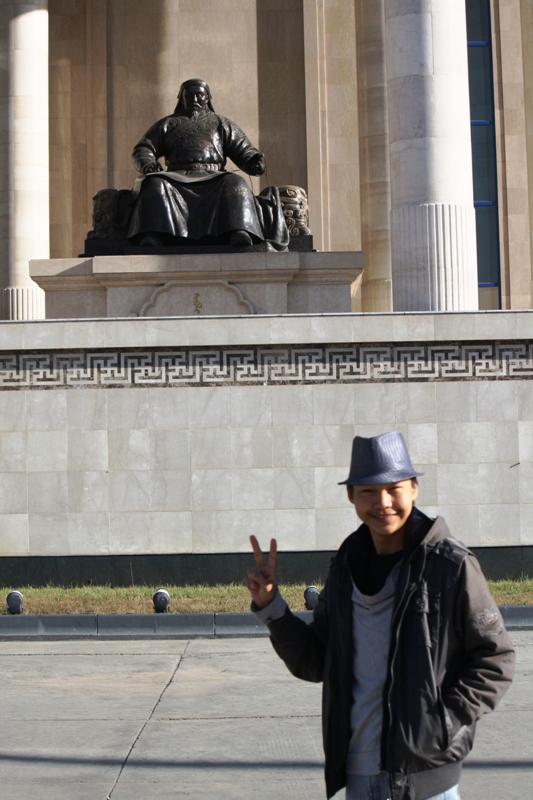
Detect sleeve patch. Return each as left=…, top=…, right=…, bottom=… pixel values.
left=470, top=605, right=502, bottom=635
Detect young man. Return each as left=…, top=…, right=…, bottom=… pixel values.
left=246, top=432, right=515, bottom=800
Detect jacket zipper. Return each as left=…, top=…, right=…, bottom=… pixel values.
left=382, top=562, right=411, bottom=767
left=382, top=547, right=428, bottom=798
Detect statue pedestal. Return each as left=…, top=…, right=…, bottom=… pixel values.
left=82, top=236, right=315, bottom=257
left=30, top=251, right=363, bottom=318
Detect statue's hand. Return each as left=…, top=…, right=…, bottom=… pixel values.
left=247, top=153, right=266, bottom=176
left=142, top=161, right=164, bottom=174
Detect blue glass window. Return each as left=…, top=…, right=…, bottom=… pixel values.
left=466, top=0, right=500, bottom=305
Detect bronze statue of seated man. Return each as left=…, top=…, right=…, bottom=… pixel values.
left=127, top=79, right=289, bottom=251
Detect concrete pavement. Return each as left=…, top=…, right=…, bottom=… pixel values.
left=0, top=632, right=530, bottom=799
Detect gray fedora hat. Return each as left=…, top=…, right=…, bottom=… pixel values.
left=339, top=431, right=423, bottom=486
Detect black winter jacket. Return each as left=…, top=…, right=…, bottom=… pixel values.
left=267, top=510, right=515, bottom=799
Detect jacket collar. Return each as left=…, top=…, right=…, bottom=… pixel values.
left=338, top=507, right=451, bottom=566
left=404, top=511, right=453, bottom=559
left=403, top=507, right=435, bottom=556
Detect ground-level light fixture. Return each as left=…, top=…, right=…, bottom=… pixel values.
left=304, top=585, right=320, bottom=611
left=153, top=588, right=170, bottom=613
left=6, top=591, right=24, bottom=615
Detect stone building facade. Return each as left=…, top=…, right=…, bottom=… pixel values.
left=1, top=1, right=533, bottom=581
left=1, top=0, right=532, bottom=316
left=0, top=312, right=532, bottom=584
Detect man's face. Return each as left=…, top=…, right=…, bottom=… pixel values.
left=347, top=480, right=418, bottom=553
left=182, top=86, right=208, bottom=114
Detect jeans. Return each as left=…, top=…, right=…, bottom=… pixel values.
left=345, top=773, right=461, bottom=800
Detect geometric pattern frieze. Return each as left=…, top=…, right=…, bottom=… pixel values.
left=0, top=342, right=533, bottom=389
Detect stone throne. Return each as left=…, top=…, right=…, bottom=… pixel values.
left=83, top=184, right=313, bottom=257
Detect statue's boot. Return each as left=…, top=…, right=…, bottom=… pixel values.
left=229, top=230, right=253, bottom=247
left=140, top=234, right=163, bottom=247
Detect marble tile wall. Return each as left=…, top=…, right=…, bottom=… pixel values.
left=0, top=376, right=532, bottom=558
left=0, top=312, right=531, bottom=558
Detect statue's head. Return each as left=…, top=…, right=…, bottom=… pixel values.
left=174, top=79, right=215, bottom=116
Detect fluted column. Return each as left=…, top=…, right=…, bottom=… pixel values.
left=0, top=2, right=47, bottom=320
left=385, top=0, right=478, bottom=311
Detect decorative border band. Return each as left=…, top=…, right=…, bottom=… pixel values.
left=0, top=342, right=532, bottom=389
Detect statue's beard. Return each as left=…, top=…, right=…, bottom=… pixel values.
left=190, top=110, right=200, bottom=120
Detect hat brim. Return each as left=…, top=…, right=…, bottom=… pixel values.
left=338, top=469, right=424, bottom=486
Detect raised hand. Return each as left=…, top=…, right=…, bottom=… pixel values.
left=245, top=535, right=278, bottom=609
left=247, top=153, right=266, bottom=176
left=143, top=161, right=164, bottom=174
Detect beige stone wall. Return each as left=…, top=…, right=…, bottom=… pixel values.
left=49, top=0, right=363, bottom=261
left=520, top=0, right=533, bottom=306
left=355, top=0, right=392, bottom=311
left=256, top=0, right=308, bottom=190
left=303, top=0, right=360, bottom=254
left=105, top=0, right=305, bottom=191
left=49, top=0, right=309, bottom=260
left=47, top=0, right=533, bottom=310
left=492, top=0, right=532, bottom=309
left=49, top=0, right=107, bottom=260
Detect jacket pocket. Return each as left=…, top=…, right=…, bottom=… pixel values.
left=404, top=584, right=432, bottom=649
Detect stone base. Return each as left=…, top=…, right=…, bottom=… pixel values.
left=1, top=284, right=46, bottom=320
left=391, top=203, right=478, bottom=311
left=0, top=546, right=529, bottom=587
left=30, top=250, right=363, bottom=318
left=83, top=240, right=273, bottom=257
left=82, top=235, right=314, bottom=257
left=0, top=311, right=531, bottom=561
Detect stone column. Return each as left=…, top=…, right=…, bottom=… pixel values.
left=386, top=0, right=478, bottom=311
left=0, top=2, right=47, bottom=320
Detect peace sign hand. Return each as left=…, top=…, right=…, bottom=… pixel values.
left=245, top=535, right=278, bottom=609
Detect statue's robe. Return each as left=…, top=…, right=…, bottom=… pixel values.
left=127, top=110, right=288, bottom=249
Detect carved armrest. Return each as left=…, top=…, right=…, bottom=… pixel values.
left=87, top=188, right=131, bottom=240
left=278, top=185, right=311, bottom=236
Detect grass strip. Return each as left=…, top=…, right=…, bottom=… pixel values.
left=0, top=579, right=531, bottom=615
left=0, top=583, right=306, bottom=615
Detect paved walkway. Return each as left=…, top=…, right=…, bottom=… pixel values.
left=0, top=632, right=530, bottom=799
